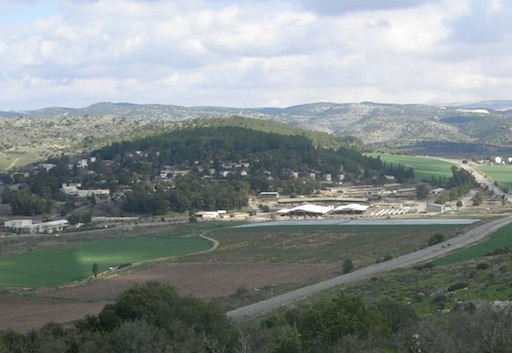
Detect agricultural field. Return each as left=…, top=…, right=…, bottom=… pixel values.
left=478, top=164, right=512, bottom=190
left=368, top=153, right=455, bottom=181
left=0, top=234, right=211, bottom=287
left=180, top=223, right=470, bottom=268
left=0, top=149, right=39, bottom=172
left=432, top=222, right=512, bottom=266
left=0, top=221, right=478, bottom=330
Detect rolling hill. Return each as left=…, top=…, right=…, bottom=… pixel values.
left=1, top=101, right=512, bottom=162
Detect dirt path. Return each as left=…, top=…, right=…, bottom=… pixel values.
left=6, top=157, right=19, bottom=171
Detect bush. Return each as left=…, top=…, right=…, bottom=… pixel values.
left=414, top=263, right=435, bottom=271
left=476, top=263, right=489, bottom=270
left=342, top=259, right=354, bottom=274
left=486, top=247, right=511, bottom=256
left=447, top=282, right=469, bottom=292
left=428, top=233, right=445, bottom=246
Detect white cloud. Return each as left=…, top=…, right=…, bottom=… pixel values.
left=0, top=0, right=510, bottom=109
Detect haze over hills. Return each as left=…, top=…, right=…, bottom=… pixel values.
left=1, top=100, right=512, bottom=159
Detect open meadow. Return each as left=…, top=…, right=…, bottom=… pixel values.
left=0, top=149, right=40, bottom=172
left=368, top=153, right=455, bottom=181
left=478, top=164, right=512, bottom=190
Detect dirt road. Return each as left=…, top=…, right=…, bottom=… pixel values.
left=227, top=216, right=512, bottom=322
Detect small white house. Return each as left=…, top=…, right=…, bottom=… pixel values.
left=259, top=191, right=280, bottom=199
left=77, top=159, right=88, bottom=168
left=4, top=219, right=33, bottom=230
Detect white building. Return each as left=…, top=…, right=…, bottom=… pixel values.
left=30, top=220, right=70, bottom=234
left=77, top=159, right=88, bottom=168
left=4, top=219, right=33, bottom=230
left=259, top=191, right=280, bottom=199
left=277, top=204, right=334, bottom=217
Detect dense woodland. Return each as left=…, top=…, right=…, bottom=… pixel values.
left=1, top=282, right=511, bottom=353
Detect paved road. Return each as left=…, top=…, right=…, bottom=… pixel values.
left=227, top=216, right=512, bottom=322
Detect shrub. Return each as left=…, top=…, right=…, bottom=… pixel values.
left=485, top=247, right=511, bottom=256
left=447, top=282, right=469, bottom=292
left=414, top=263, right=435, bottom=271
left=476, top=263, right=489, bottom=270
left=342, top=259, right=354, bottom=274
left=428, top=233, right=445, bottom=246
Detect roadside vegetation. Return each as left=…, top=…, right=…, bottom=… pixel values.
left=479, top=164, right=512, bottom=191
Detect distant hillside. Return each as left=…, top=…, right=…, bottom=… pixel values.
left=1, top=101, right=512, bottom=160
left=445, top=100, right=512, bottom=111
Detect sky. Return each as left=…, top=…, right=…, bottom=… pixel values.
left=0, top=0, right=511, bottom=110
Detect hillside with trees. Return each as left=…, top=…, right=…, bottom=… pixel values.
left=2, top=101, right=512, bottom=167
left=0, top=121, right=413, bottom=217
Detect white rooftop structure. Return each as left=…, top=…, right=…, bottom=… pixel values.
left=331, top=203, right=369, bottom=213
left=277, top=204, right=334, bottom=216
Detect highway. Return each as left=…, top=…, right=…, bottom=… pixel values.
left=227, top=216, right=512, bottom=322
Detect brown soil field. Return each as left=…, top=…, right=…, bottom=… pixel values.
left=0, top=262, right=339, bottom=331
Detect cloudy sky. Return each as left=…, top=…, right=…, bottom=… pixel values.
left=0, top=0, right=510, bottom=110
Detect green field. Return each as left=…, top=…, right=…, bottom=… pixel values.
left=0, top=235, right=211, bottom=287
left=0, top=150, right=40, bottom=172
left=432, top=223, right=512, bottom=266
left=368, top=153, right=455, bottom=181
left=478, top=165, right=512, bottom=190
left=183, top=224, right=467, bottom=267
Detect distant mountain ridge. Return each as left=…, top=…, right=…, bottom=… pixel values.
left=1, top=100, right=512, bottom=151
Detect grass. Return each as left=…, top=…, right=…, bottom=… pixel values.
left=0, top=234, right=211, bottom=287
left=338, top=253, right=512, bottom=317
left=368, top=153, right=455, bottom=181
left=0, top=149, right=40, bottom=172
left=478, top=164, right=512, bottom=190
left=181, top=224, right=467, bottom=267
left=432, top=223, right=512, bottom=266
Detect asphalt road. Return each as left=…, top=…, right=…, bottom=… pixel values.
left=227, top=216, right=512, bottom=322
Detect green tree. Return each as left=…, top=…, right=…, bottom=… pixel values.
left=92, top=263, right=99, bottom=278
left=428, top=233, right=445, bottom=246
left=342, top=259, right=354, bottom=274
left=473, top=192, right=483, bottom=206
left=299, top=292, right=390, bottom=346
left=269, top=325, right=302, bottom=353
left=416, top=183, right=430, bottom=200
left=80, top=282, right=239, bottom=351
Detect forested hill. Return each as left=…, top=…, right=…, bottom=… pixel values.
left=186, top=116, right=363, bottom=149
left=93, top=124, right=399, bottom=182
